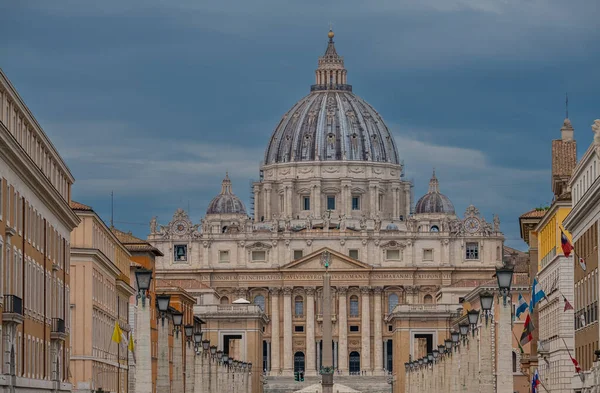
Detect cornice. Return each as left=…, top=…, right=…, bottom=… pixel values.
left=568, top=141, right=600, bottom=187
left=563, top=178, right=600, bottom=233
left=0, top=124, right=80, bottom=230
left=116, top=279, right=136, bottom=296
left=71, top=247, right=123, bottom=278
left=534, top=199, right=571, bottom=233
left=75, top=211, right=132, bottom=258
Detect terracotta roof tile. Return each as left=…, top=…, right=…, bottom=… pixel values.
left=70, top=200, right=93, bottom=211
left=552, top=139, right=577, bottom=178
left=520, top=209, right=548, bottom=219
left=111, top=227, right=164, bottom=256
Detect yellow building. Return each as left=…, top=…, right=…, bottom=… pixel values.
left=0, top=68, right=80, bottom=393
left=69, top=201, right=135, bottom=393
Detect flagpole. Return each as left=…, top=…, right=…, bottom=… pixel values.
left=561, top=337, right=584, bottom=382
left=537, top=374, right=551, bottom=392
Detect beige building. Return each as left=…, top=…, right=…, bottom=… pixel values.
left=563, top=119, right=600, bottom=392
left=0, top=68, right=80, bottom=393
left=150, top=30, right=505, bottom=393
left=69, top=201, right=135, bottom=393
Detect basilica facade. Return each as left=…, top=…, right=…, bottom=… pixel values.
left=149, top=30, right=504, bottom=387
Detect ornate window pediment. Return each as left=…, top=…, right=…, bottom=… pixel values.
left=380, top=240, right=406, bottom=250
left=351, top=187, right=366, bottom=194
left=321, top=187, right=340, bottom=194
left=246, top=241, right=273, bottom=250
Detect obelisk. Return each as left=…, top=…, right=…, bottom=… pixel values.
left=321, top=251, right=334, bottom=393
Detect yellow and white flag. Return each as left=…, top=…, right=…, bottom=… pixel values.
left=111, top=321, right=122, bottom=344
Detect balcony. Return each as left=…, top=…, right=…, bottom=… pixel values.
left=51, top=318, right=67, bottom=341
left=2, top=295, right=24, bottom=324
left=316, top=314, right=337, bottom=323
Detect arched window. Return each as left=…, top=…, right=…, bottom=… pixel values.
left=295, top=296, right=304, bottom=317
left=350, top=295, right=359, bottom=317
left=423, top=294, right=433, bottom=304
left=388, top=293, right=399, bottom=314
left=430, top=225, right=439, bottom=232
left=254, top=295, right=265, bottom=311
left=220, top=296, right=229, bottom=305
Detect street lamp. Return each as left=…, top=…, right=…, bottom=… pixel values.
left=451, top=330, right=460, bottom=351
left=193, top=331, right=203, bottom=352
left=467, top=309, right=480, bottom=337
left=172, top=312, right=183, bottom=338
left=459, top=322, right=469, bottom=344
left=217, top=350, right=223, bottom=363
left=222, top=353, right=229, bottom=364
left=444, top=339, right=453, bottom=354
left=184, top=325, right=194, bottom=347
left=248, top=362, right=252, bottom=373
left=210, top=345, right=217, bottom=360
left=437, top=345, right=445, bottom=358
left=202, top=339, right=210, bottom=352
left=480, top=291, right=494, bottom=326
left=496, top=266, right=514, bottom=306
left=134, top=268, right=153, bottom=307
left=156, top=294, right=171, bottom=326
left=432, top=349, right=439, bottom=363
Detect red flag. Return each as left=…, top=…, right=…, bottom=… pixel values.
left=571, top=355, right=582, bottom=373
left=520, top=314, right=535, bottom=346
left=564, top=297, right=574, bottom=311
left=579, top=256, right=587, bottom=271
left=561, top=229, right=573, bottom=257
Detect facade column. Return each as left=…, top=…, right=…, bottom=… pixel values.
left=337, top=287, right=348, bottom=373
left=253, top=185, right=260, bottom=222
left=479, top=316, right=494, bottom=393
left=185, top=341, right=195, bottom=393
left=133, top=303, right=153, bottom=393
left=282, top=286, right=293, bottom=375
left=264, top=185, right=271, bottom=220
left=193, top=352, right=203, bottom=393
left=269, top=288, right=280, bottom=374
left=314, top=182, right=321, bottom=216
left=497, top=299, right=514, bottom=393
left=156, top=319, right=171, bottom=392
left=360, top=286, right=371, bottom=374
left=305, top=287, right=317, bottom=375
left=373, top=287, right=383, bottom=375
left=172, top=331, right=184, bottom=393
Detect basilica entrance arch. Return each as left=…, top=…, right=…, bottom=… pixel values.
left=349, top=351, right=360, bottom=374
left=294, top=352, right=305, bottom=373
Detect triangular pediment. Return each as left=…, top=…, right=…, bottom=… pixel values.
left=281, top=247, right=372, bottom=270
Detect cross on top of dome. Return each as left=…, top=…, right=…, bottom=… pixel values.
left=313, top=28, right=350, bottom=92
left=220, top=172, right=232, bottom=194
left=428, top=169, right=440, bottom=193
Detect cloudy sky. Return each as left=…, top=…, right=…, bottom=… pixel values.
left=2, top=0, right=599, bottom=249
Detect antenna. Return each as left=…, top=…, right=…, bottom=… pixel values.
left=565, top=92, right=569, bottom=119
left=110, top=191, right=114, bottom=228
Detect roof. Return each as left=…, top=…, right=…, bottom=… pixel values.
left=70, top=200, right=93, bottom=211
left=519, top=209, right=548, bottom=219
left=482, top=272, right=530, bottom=287
left=552, top=121, right=577, bottom=178
left=504, top=245, right=529, bottom=273
left=111, top=227, right=164, bottom=256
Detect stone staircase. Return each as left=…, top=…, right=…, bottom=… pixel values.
left=264, top=375, right=392, bottom=393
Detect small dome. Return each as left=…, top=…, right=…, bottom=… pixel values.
left=415, top=170, right=455, bottom=214
left=386, top=223, right=399, bottom=230
left=206, top=173, right=247, bottom=215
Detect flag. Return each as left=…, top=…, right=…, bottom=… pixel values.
left=579, top=256, right=587, bottom=271
left=571, top=355, right=582, bottom=373
left=530, top=278, right=546, bottom=312
left=561, top=229, right=573, bottom=257
left=128, top=333, right=135, bottom=352
left=564, top=296, right=574, bottom=312
left=111, top=321, right=122, bottom=344
left=520, top=314, right=535, bottom=346
left=517, top=340, right=524, bottom=355
left=531, top=369, right=541, bottom=393
left=515, top=294, right=528, bottom=319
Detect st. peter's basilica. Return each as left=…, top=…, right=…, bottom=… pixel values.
left=148, top=29, right=506, bottom=391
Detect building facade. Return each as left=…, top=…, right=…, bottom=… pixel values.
left=0, top=69, right=80, bottom=393
left=563, top=119, right=600, bottom=391
left=69, top=202, right=136, bottom=393
left=150, top=30, right=505, bottom=393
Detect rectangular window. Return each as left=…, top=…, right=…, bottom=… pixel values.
left=302, top=196, right=310, bottom=211
left=219, top=250, right=230, bottom=263
left=293, top=250, right=303, bottom=260
left=294, top=325, right=304, bottom=333
left=386, top=249, right=400, bottom=260
left=349, top=325, right=359, bottom=332
left=174, top=244, right=187, bottom=262
left=351, top=196, right=360, bottom=210
left=251, top=250, right=267, bottom=262
left=466, top=242, right=479, bottom=260
left=327, top=195, right=336, bottom=210
left=423, top=249, right=433, bottom=261
left=388, top=325, right=393, bottom=332
left=349, top=249, right=359, bottom=259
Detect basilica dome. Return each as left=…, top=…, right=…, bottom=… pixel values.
left=206, top=173, right=247, bottom=215
left=415, top=171, right=455, bottom=214
left=264, top=30, right=400, bottom=165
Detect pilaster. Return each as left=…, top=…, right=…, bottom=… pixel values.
left=156, top=320, right=171, bottom=392
left=133, top=304, right=153, bottom=393
left=305, top=287, right=317, bottom=375
left=360, top=286, right=371, bottom=373
left=496, top=300, right=514, bottom=393
left=172, top=332, right=184, bottom=393
left=282, top=286, right=293, bottom=375
left=373, top=287, right=384, bottom=375
left=269, top=287, right=280, bottom=373
left=338, top=286, right=348, bottom=372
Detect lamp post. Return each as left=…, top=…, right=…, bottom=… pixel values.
left=172, top=312, right=183, bottom=338
left=451, top=330, right=460, bottom=352
left=458, top=323, right=469, bottom=345
left=479, top=291, right=494, bottom=326
left=496, top=266, right=514, bottom=306
left=134, top=268, right=153, bottom=307
left=467, top=309, right=480, bottom=337
left=156, top=294, right=171, bottom=326
left=185, top=325, right=194, bottom=347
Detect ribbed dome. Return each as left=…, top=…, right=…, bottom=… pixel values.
left=415, top=171, right=455, bottom=214
left=263, top=30, right=400, bottom=165
left=206, top=173, right=247, bottom=215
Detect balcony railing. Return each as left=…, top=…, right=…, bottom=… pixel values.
left=3, top=295, right=23, bottom=315
left=52, top=318, right=66, bottom=333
